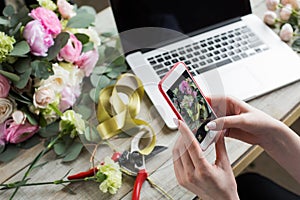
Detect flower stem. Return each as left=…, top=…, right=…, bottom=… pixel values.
left=0, top=177, right=97, bottom=190
left=9, top=135, right=61, bottom=199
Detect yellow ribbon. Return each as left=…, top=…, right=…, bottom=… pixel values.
left=96, top=73, right=156, bottom=155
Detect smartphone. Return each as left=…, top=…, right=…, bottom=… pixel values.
left=158, top=62, right=218, bottom=151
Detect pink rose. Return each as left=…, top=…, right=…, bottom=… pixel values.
left=0, top=74, right=10, bottom=98
left=59, top=86, right=76, bottom=112
left=23, top=20, right=54, bottom=57
left=280, top=4, right=292, bottom=21
left=58, top=33, right=82, bottom=63
left=30, top=7, right=62, bottom=36
left=75, top=49, right=99, bottom=76
left=281, top=0, right=299, bottom=9
left=263, top=11, right=277, bottom=25
left=4, top=119, right=39, bottom=144
left=266, top=0, right=279, bottom=11
left=57, top=0, right=76, bottom=19
left=279, top=23, right=294, bottom=42
left=33, top=86, right=56, bottom=109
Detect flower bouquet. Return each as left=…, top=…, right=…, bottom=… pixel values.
left=263, top=0, right=300, bottom=51
left=0, top=0, right=130, bottom=198
left=0, top=0, right=102, bottom=162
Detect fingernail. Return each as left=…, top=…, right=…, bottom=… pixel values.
left=173, top=118, right=179, bottom=127
left=206, top=121, right=216, bottom=130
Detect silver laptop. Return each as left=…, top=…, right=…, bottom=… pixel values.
left=109, top=0, right=300, bottom=129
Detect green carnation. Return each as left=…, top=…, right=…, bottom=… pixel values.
left=60, top=110, right=85, bottom=137
left=0, top=32, right=15, bottom=63
left=97, top=157, right=122, bottom=194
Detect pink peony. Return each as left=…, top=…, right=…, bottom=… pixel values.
left=75, top=49, right=99, bottom=76
left=30, top=7, right=62, bottom=36
left=279, top=23, right=294, bottom=42
left=0, top=74, right=10, bottom=98
left=4, top=119, right=39, bottom=144
left=57, top=0, right=76, bottom=19
left=23, top=20, right=54, bottom=57
left=58, top=33, right=82, bottom=63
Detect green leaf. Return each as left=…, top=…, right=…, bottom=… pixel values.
left=31, top=60, right=53, bottom=80
left=93, top=66, right=113, bottom=74
left=62, top=142, right=83, bottom=162
left=77, top=6, right=96, bottom=16
left=38, top=122, right=60, bottom=138
left=90, top=73, right=110, bottom=88
left=114, top=64, right=128, bottom=73
left=18, top=135, right=40, bottom=149
left=21, top=107, right=38, bottom=125
left=47, top=32, right=70, bottom=61
left=9, top=91, right=32, bottom=104
left=101, top=32, right=114, bottom=38
left=14, top=58, right=31, bottom=73
left=75, top=105, right=92, bottom=120
left=0, top=17, right=9, bottom=26
left=113, top=56, right=125, bottom=65
left=9, top=41, right=30, bottom=56
left=83, top=126, right=101, bottom=142
left=54, top=142, right=67, bottom=156
left=0, top=144, right=4, bottom=154
left=9, top=22, right=22, bottom=36
left=67, top=13, right=95, bottom=28
left=292, top=38, right=300, bottom=52
left=107, top=70, right=120, bottom=79
left=0, top=145, right=20, bottom=162
left=3, top=5, right=15, bottom=17
left=13, top=68, right=31, bottom=89
left=82, top=42, right=94, bottom=53
left=75, top=33, right=89, bottom=44
left=0, top=69, right=20, bottom=82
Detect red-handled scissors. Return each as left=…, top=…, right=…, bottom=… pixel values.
left=115, top=130, right=167, bottom=200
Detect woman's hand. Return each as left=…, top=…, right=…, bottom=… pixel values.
left=207, top=96, right=283, bottom=149
left=172, top=119, right=239, bottom=200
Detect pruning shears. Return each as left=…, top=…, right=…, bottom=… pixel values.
left=114, top=130, right=167, bottom=200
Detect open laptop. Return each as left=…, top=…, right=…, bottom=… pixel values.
left=109, top=0, right=300, bottom=129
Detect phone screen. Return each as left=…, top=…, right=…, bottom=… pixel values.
left=166, top=70, right=216, bottom=143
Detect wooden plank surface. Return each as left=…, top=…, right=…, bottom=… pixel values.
left=2, top=0, right=300, bottom=199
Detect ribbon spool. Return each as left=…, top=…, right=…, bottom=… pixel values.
left=96, top=73, right=156, bottom=155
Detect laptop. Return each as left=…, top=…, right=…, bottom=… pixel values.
left=109, top=0, right=300, bottom=129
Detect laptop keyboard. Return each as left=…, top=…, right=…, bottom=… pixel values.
left=147, top=26, right=269, bottom=79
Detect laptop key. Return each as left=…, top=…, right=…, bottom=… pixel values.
left=171, top=58, right=179, bottom=63
left=196, top=58, right=232, bottom=74
left=153, top=64, right=164, bottom=70
left=150, top=60, right=157, bottom=65
left=157, top=58, right=164, bottom=62
left=248, top=41, right=263, bottom=48
left=232, top=55, right=241, bottom=61
left=157, top=68, right=169, bottom=75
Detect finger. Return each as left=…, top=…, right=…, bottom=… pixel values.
left=214, top=134, right=231, bottom=169
left=205, top=115, right=245, bottom=131
left=177, top=120, right=210, bottom=169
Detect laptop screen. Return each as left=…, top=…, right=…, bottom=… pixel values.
left=110, top=0, right=251, bottom=35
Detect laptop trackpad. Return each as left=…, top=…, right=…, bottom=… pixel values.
left=218, top=66, right=262, bottom=100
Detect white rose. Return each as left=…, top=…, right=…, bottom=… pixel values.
left=33, top=86, right=56, bottom=109
left=263, top=11, right=278, bottom=25
left=40, top=63, right=70, bottom=93
left=279, top=23, right=294, bottom=42
left=0, top=98, right=14, bottom=124
left=57, top=0, right=76, bottom=19
left=280, top=4, right=292, bottom=21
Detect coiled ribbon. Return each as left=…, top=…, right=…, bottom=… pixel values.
left=96, top=73, right=156, bottom=155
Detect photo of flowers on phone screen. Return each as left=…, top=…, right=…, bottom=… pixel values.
left=167, top=71, right=215, bottom=143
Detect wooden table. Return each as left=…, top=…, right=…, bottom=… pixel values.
left=1, top=0, right=300, bottom=199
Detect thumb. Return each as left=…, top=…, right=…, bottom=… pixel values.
left=206, top=115, right=244, bottom=131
